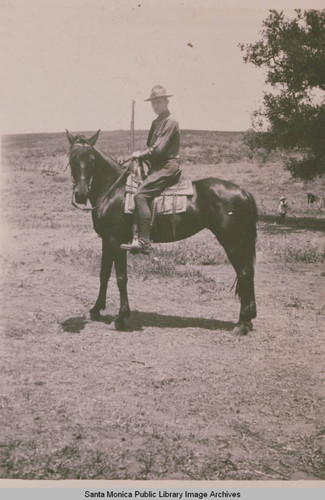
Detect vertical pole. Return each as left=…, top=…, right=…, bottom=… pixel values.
left=130, top=99, right=135, bottom=152
left=130, top=100, right=138, bottom=243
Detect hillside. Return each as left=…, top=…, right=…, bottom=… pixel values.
left=2, top=129, right=324, bottom=219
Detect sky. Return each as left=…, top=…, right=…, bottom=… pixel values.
left=1, top=0, right=325, bottom=134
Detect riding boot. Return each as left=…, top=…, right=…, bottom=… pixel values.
left=137, top=215, right=152, bottom=249
left=120, top=215, right=152, bottom=254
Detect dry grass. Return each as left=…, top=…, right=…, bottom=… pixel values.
left=1, top=130, right=325, bottom=480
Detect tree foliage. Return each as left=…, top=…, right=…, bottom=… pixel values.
left=240, top=9, right=325, bottom=179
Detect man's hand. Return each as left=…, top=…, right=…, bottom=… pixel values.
left=132, top=151, right=142, bottom=160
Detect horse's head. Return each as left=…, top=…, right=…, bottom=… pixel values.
left=66, top=129, right=100, bottom=205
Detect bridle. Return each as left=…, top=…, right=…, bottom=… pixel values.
left=71, top=162, right=132, bottom=212
left=69, top=141, right=132, bottom=212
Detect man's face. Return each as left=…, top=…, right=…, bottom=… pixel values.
left=151, top=97, right=168, bottom=115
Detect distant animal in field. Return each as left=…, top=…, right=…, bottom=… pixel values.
left=66, top=130, right=258, bottom=336
left=307, top=193, right=325, bottom=211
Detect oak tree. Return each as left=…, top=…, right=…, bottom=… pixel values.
left=241, top=9, right=325, bottom=179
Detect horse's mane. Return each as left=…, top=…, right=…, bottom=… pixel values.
left=93, top=147, right=123, bottom=175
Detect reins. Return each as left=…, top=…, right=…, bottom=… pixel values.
left=70, top=144, right=132, bottom=212
left=71, top=162, right=131, bottom=212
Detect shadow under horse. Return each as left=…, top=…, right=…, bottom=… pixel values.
left=66, top=130, right=258, bottom=335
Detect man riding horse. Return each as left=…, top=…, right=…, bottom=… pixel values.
left=120, top=85, right=181, bottom=255
left=67, top=114, right=257, bottom=333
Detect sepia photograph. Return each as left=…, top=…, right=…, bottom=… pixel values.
left=1, top=0, right=324, bottom=488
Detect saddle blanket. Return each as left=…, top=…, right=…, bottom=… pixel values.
left=124, top=173, right=194, bottom=215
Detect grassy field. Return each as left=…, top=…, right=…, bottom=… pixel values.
left=0, top=130, right=324, bottom=480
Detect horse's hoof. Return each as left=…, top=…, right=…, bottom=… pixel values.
left=89, top=308, right=101, bottom=321
left=123, top=309, right=131, bottom=319
left=233, top=321, right=253, bottom=336
left=114, top=317, right=126, bottom=331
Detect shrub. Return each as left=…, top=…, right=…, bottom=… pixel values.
left=284, top=246, right=325, bottom=263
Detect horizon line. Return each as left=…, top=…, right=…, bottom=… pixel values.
left=1, top=128, right=247, bottom=138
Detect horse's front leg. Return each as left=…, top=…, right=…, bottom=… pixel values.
left=90, top=238, right=113, bottom=320
left=114, top=249, right=130, bottom=330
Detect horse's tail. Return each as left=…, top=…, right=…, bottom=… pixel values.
left=245, top=190, right=258, bottom=261
left=235, top=190, right=258, bottom=296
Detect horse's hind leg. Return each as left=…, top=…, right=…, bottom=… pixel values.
left=114, top=249, right=131, bottom=330
left=209, top=218, right=256, bottom=335
left=90, top=238, right=113, bottom=320
left=226, top=245, right=256, bottom=335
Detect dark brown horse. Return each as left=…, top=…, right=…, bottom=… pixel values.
left=66, top=130, right=257, bottom=335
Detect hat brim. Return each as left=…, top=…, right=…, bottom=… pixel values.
left=144, top=95, right=173, bottom=101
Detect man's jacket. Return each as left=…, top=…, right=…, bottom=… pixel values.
left=140, top=110, right=180, bottom=169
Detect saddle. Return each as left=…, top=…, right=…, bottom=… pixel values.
left=124, top=171, right=194, bottom=216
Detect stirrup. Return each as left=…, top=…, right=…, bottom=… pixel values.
left=120, top=240, right=152, bottom=255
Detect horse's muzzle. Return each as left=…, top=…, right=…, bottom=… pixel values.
left=74, top=191, right=88, bottom=205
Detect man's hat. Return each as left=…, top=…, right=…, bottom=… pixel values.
left=144, top=85, right=173, bottom=101
left=280, top=196, right=286, bottom=200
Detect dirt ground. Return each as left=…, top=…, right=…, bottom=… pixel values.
left=0, top=135, right=324, bottom=480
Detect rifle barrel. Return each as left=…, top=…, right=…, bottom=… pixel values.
left=130, top=100, right=135, bottom=152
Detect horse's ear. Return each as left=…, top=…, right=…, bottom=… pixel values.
left=66, top=129, right=76, bottom=145
left=88, top=129, right=101, bottom=146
